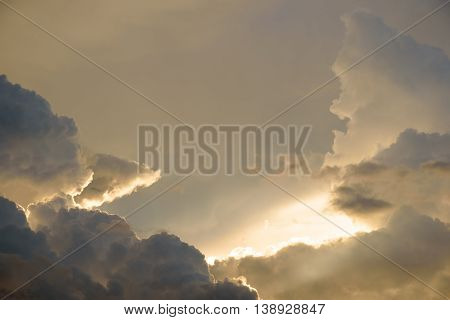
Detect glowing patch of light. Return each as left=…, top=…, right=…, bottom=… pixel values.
left=279, top=193, right=371, bottom=241
left=76, top=170, right=160, bottom=209
left=229, top=246, right=263, bottom=259
left=207, top=192, right=372, bottom=264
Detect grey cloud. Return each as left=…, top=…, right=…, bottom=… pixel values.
left=28, top=198, right=137, bottom=281
left=0, top=197, right=27, bottom=229
left=328, top=130, right=450, bottom=225
left=374, top=129, right=450, bottom=168
left=0, top=253, right=111, bottom=299
left=0, top=196, right=258, bottom=299
left=108, top=233, right=257, bottom=299
left=0, top=226, right=52, bottom=260
left=318, top=11, right=450, bottom=252
left=211, top=208, right=450, bottom=299
left=0, top=196, right=107, bottom=299
left=0, top=75, right=89, bottom=205
left=0, top=75, right=159, bottom=207
left=0, top=197, right=52, bottom=259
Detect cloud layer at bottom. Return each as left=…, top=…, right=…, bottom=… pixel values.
left=211, top=208, right=450, bottom=299
left=0, top=196, right=258, bottom=299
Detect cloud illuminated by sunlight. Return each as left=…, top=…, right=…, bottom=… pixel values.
left=207, top=193, right=371, bottom=264
left=75, top=170, right=161, bottom=209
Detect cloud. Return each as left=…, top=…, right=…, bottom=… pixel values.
left=0, top=75, right=159, bottom=207
left=0, top=75, right=90, bottom=205
left=0, top=199, right=54, bottom=276
left=1, top=4, right=449, bottom=300
left=108, top=233, right=257, bottom=299
left=0, top=75, right=255, bottom=299
left=327, top=129, right=450, bottom=226
left=0, top=195, right=258, bottom=299
left=0, top=254, right=111, bottom=299
left=0, top=196, right=108, bottom=299
left=27, top=196, right=137, bottom=281
left=211, top=207, right=450, bottom=299
left=74, top=153, right=160, bottom=209
left=374, top=129, right=450, bottom=168
left=326, top=10, right=450, bottom=166
left=422, top=161, right=450, bottom=173
left=331, top=185, right=392, bottom=215
left=0, top=197, right=27, bottom=229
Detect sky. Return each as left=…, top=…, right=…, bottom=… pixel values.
left=0, top=0, right=449, bottom=299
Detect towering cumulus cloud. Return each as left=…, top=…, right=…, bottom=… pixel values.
left=211, top=10, right=450, bottom=300
left=0, top=76, right=256, bottom=299
left=327, top=10, right=450, bottom=166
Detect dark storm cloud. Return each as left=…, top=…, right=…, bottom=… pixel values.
left=108, top=233, right=257, bottom=299
left=0, top=196, right=257, bottom=299
left=0, top=75, right=89, bottom=205
left=0, top=197, right=27, bottom=229
left=0, top=198, right=52, bottom=259
left=0, top=254, right=111, bottom=299
left=0, top=196, right=107, bottom=299
left=211, top=208, right=450, bottom=299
